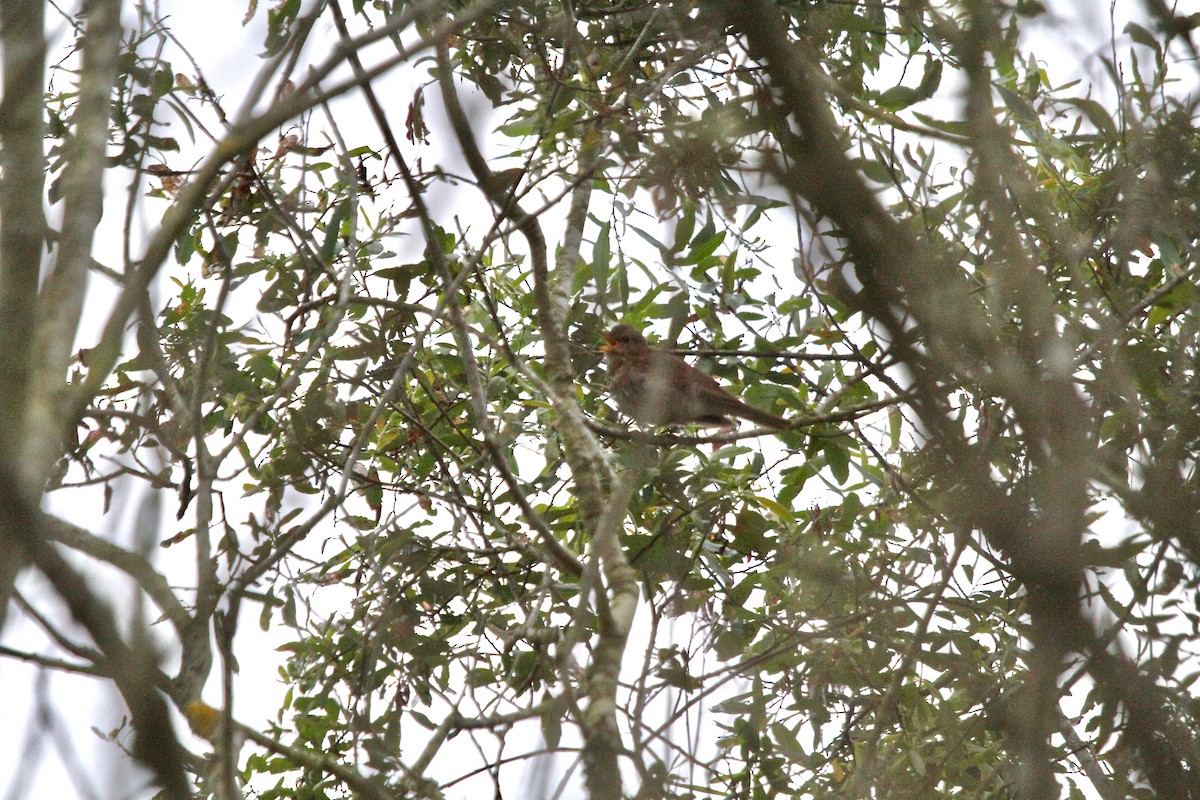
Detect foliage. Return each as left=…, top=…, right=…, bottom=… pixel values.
left=5, top=1, right=1200, bottom=799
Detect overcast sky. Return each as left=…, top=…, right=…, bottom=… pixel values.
left=3, top=1, right=1196, bottom=798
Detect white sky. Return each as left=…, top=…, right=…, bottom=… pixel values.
left=4, top=0, right=1200, bottom=798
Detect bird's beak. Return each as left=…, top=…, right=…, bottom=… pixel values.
left=599, top=332, right=616, bottom=353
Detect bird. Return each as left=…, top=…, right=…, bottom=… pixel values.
left=600, top=324, right=789, bottom=429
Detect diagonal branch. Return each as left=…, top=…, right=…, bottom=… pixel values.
left=327, top=1, right=581, bottom=577
left=74, top=0, right=503, bottom=415
left=432, top=30, right=612, bottom=530
left=0, top=468, right=190, bottom=800
left=44, top=516, right=191, bottom=636
left=714, top=1, right=1195, bottom=796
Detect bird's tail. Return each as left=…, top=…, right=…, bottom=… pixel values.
left=737, top=403, right=789, bottom=429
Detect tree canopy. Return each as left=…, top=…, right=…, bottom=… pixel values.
left=4, top=1, right=1200, bottom=798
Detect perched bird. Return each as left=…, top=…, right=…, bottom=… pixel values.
left=601, top=324, right=789, bottom=429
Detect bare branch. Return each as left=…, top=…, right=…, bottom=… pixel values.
left=0, top=468, right=190, bottom=800
left=44, top=516, right=191, bottom=636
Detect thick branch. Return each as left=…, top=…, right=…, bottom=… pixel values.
left=25, top=0, right=122, bottom=485
left=329, top=4, right=581, bottom=576
left=0, top=469, right=190, bottom=800
left=0, top=0, right=49, bottom=630
left=580, top=464, right=643, bottom=800
left=715, top=1, right=1191, bottom=795
left=44, top=516, right=191, bottom=636
left=432, top=35, right=612, bottom=530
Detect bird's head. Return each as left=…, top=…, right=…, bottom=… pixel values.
left=600, top=324, right=648, bottom=354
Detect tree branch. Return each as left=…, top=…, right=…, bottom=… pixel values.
left=0, top=468, right=190, bottom=800
left=25, top=0, right=122, bottom=485
left=432, top=30, right=612, bottom=533
left=714, top=1, right=1193, bottom=795
left=44, top=516, right=191, bottom=636
left=579, top=462, right=643, bottom=800
left=0, top=0, right=49, bottom=630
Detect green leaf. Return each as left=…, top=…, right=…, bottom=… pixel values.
left=755, top=496, right=793, bottom=523
left=912, top=112, right=969, bottom=136
left=771, top=722, right=807, bottom=760
left=409, top=711, right=436, bottom=730
left=1124, top=21, right=1161, bottom=52
left=281, top=589, right=297, bottom=627
left=712, top=693, right=752, bottom=715
left=1062, top=97, right=1118, bottom=139
left=541, top=705, right=562, bottom=750
left=877, top=85, right=920, bottom=111
left=824, top=442, right=850, bottom=485
left=152, top=66, right=174, bottom=98
left=732, top=508, right=773, bottom=555
left=915, top=59, right=943, bottom=100
left=343, top=515, right=376, bottom=531
left=672, top=205, right=696, bottom=254
left=594, top=221, right=611, bottom=304
left=683, top=228, right=726, bottom=264
left=322, top=200, right=350, bottom=264
left=997, top=85, right=1040, bottom=127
